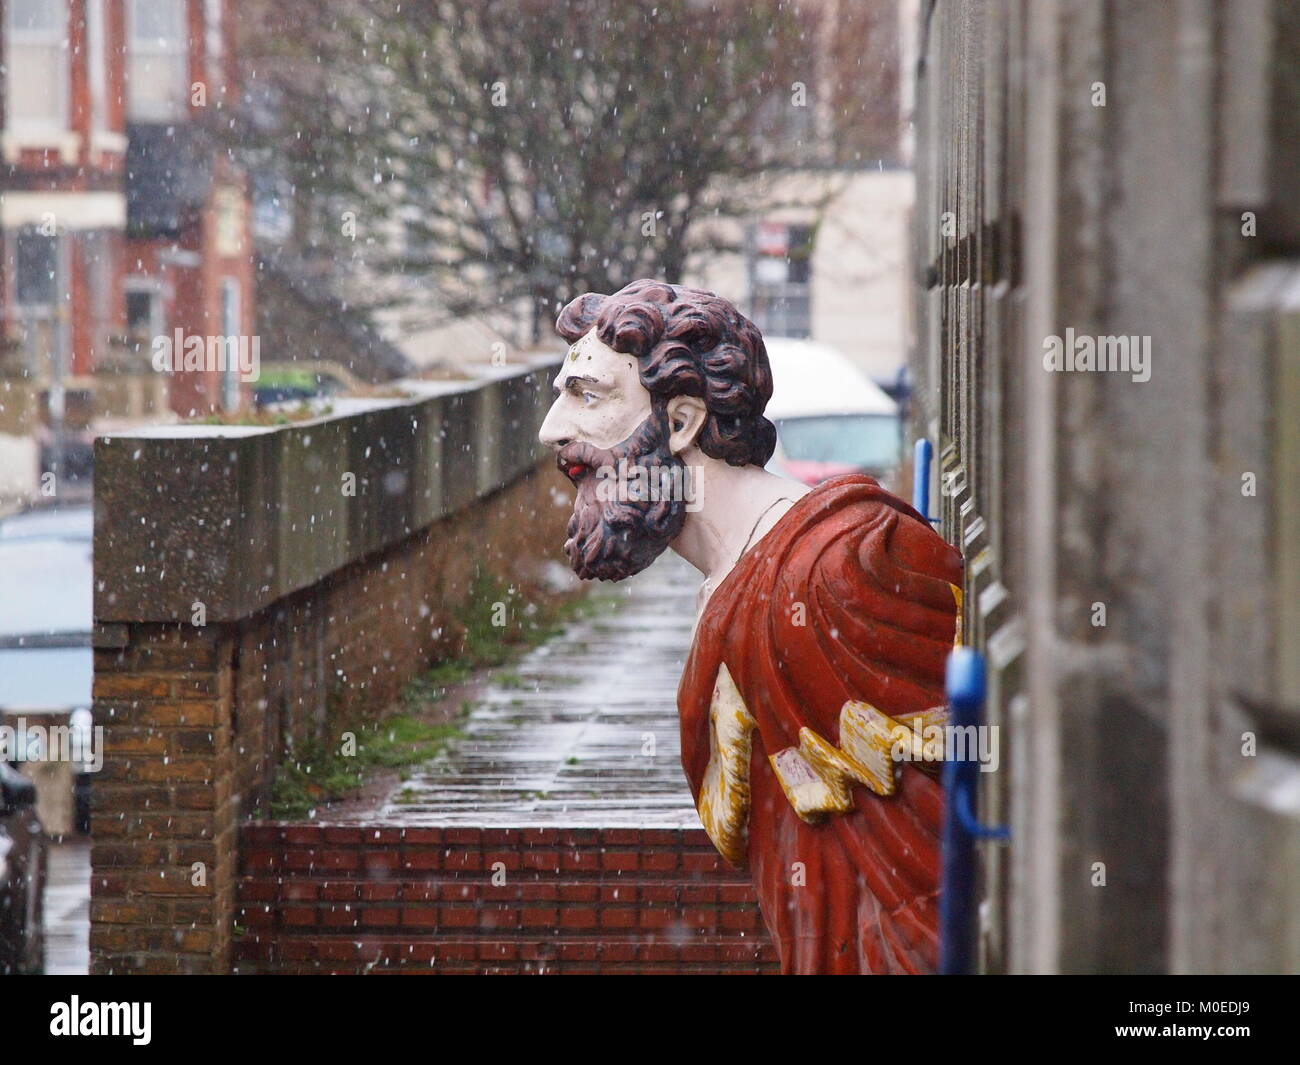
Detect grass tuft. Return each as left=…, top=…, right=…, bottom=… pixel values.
left=269, top=714, right=462, bottom=820
left=266, top=567, right=615, bottom=821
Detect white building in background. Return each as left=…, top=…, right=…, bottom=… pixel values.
left=686, top=168, right=914, bottom=386
left=688, top=0, right=920, bottom=386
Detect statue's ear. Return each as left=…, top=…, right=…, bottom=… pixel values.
left=666, top=394, right=707, bottom=455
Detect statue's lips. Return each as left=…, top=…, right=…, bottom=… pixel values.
left=556, top=453, right=594, bottom=485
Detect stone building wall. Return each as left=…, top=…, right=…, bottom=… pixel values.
left=913, top=0, right=1300, bottom=973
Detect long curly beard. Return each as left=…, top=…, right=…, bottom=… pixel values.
left=556, top=406, right=689, bottom=582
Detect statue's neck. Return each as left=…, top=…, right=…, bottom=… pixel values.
left=669, top=452, right=810, bottom=608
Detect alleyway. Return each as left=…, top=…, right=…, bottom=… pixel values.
left=351, top=552, right=704, bottom=828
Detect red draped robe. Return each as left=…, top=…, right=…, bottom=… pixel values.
left=677, top=475, right=962, bottom=974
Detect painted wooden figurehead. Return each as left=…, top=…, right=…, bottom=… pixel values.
left=540, top=278, right=796, bottom=594
left=540, top=278, right=964, bottom=974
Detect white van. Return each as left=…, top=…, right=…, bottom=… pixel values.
left=762, top=338, right=903, bottom=487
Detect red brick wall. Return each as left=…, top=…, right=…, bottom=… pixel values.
left=90, top=457, right=779, bottom=975
left=89, top=623, right=239, bottom=973
left=1, top=0, right=251, bottom=417
left=235, top=826, right=777, bottom=975
left=91, top=466, right=573, bottom=973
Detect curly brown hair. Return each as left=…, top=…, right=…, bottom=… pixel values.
left=555, top=279, right=777, bottom=467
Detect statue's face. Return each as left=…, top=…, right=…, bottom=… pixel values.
left=539, top=330, right=652, bottom=456
left=538, top=329, right=689, bottom=581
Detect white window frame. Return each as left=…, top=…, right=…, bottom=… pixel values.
left=123, top=277, right=165, bottom=347
left=87, top=0, right=108, bottom=134
left=204, top=0, right=224, bottom=98
left=3, top=0, right=70, bottom=137
left=127, top=0, right=190, bottom=123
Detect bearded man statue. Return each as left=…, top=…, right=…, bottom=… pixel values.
left=539, top=278, right=963, bottom=975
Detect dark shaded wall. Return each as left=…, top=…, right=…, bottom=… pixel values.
left=913, top=0, right=1300, bottom=973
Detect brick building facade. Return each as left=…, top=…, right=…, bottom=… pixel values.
left=0, top=0, right=254, bottom=504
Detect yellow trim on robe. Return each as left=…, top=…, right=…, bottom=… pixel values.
left=696, top=663, right=756, bottom=865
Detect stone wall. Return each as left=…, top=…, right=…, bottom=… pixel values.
left=89, top=361, right=571, bottom=974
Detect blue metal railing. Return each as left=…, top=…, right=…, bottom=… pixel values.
left=913, top=437, right=934, bottom=522
left=939, top=647, right=1010, bottom=975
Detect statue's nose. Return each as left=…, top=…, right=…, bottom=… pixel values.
left=538, top=404, right=571, bottom=451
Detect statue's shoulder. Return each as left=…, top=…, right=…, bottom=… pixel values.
left=760, top=474, right=963, bottom=603
left=798, top=473, right=925, bottom=522
left=762, top=473, right=939, bottom=550
left=698, top=474, right=960, bottom=623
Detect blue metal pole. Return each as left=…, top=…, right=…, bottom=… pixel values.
left=939, top=647, right=1008, bottom=974
left=913, top=437, right=933, bottom=521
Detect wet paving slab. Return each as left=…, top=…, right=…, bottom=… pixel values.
left=43, top=838, right=90, bottom=975
left=331, top=551, right=706, bottom=828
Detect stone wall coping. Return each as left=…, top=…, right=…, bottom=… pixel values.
left=94, top=356, right=562, bottom=624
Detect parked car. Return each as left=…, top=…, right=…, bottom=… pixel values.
left=0, top=759, right=45, bottom=974
left=0, top=504, right=94, bottom=835
left=253, top=360, right=362, bottom=407
left=762, top=338, right=904, bottom=486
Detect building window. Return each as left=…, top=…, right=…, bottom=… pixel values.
left=10, top=229, right=68, bottom=389
left=15, top=230, right=60, bottom=311
left=213, top=185, right=245, bottom=257
left=127, top=0, right=189, bottom=122
left=82, top=230, right=114, bottom=365
left=220, top=278, right=241, bottom=411
left=204, top=0, right=225, bottom=99
left=125, top=284, right=163, bottom=352
left=4, top=0, right=70, bottom=133
left=87, top=0, right=109, bottom=133
left=748, top=221, right=813, bottom=339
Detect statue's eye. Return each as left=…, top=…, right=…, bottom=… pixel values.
left=581, top=392, right=598, bottom=407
